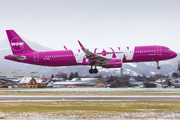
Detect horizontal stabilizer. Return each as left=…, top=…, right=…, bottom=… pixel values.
left=10, top=55, right=26, bottom=60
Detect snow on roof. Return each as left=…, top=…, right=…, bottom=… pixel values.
left=53, top=78, right=64, bottom=80
left=42, top=80, right=50, bottom=83
left=36, top=80, right=43, bottom=83
left=19, top=77, right=34, bottom=83
left=19, top=77, right=42, bottom=83
left=81, top=78, right=99, bottom=81
left=71, top=78, right=99, bottom=82
left=53, top=82, right=76, bottom=85
left=70, top=78, right=78, bottom=81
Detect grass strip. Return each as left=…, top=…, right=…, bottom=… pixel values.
left=0, top=101, right=179, bottom=113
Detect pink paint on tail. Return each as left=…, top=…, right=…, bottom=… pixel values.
left=6, top=30, right=35, bottom=54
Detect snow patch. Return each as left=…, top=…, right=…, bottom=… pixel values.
left=150, top=72, right=156, bottom=75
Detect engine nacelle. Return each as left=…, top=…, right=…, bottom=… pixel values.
left=102, top=59, right=122, bottom=68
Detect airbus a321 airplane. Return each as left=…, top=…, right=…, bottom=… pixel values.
left=4, top=30, right=177, bottom=74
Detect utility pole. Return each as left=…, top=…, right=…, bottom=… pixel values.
left=121, top=68, right=123, bottom=77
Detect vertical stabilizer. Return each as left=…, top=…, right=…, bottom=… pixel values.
left=6, top=30, right=35, bottom=54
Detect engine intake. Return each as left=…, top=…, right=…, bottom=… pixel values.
left=102, top=59, right=122, bottom=68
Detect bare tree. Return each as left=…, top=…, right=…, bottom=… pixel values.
left=56, top=72, right=68, bottom=79
left=150, top=74, right=167, bottom=82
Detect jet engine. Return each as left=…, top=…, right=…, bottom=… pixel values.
left=102, top=59, right=122, bottom=68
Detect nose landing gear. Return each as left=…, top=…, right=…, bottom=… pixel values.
left=156, top=61, right=161, bottom=70
left=89, top=66, right=98, bottom=74
left=157, top=66, right=161, bottom=70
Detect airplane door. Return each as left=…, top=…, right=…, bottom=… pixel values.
left=34, top=53, right=39, bottom=62
left=157, top=47, right=162, bottom=55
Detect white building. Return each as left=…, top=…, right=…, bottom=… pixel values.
left=0, top=73, right=43, bottom=80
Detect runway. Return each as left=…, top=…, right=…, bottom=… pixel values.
left=0, top=96, right=180, bottom=101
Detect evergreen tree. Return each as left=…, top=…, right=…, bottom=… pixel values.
left=51, top=74, right=54, bottom=78
left=69, top=72, right=74, bottom=80
left=172, top=72, right=178, bottom=78
left=74, top=72, right=79, bottom=78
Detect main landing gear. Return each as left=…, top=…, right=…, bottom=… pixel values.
left=156, top=61, right=161, bottom=70
left=89, top=66, right=98, bottom=74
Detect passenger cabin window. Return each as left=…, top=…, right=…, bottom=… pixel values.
left=166, top=49, right=171, bottom=51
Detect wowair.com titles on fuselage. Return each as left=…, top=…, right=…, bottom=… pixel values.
left=4, top=30, right=177, bottom=74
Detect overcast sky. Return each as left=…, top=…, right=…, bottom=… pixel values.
left=0, top=0, right=180, bottom=52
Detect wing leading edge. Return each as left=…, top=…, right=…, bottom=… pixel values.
left=77, top=41, right=109, bottom=66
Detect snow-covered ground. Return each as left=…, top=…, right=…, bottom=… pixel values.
left=2, top=111, right=180, bottom=119
left=0, top=88, right=179, bottom=119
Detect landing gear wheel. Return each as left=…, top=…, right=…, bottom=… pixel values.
left=157, top=66, right=161, bottom=70
left=156, top=61, right=161, bottom=70
left=94, top=69, right=98, bottom=74
left=89, top=69, right=94, bottom=74
left=89, top=65, right=99, bottom=74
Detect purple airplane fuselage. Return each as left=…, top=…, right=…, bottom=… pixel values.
left=4, top=30, right=177, bottom=73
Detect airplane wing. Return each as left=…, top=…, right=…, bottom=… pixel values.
left=78, top=41, right=109, bottom=65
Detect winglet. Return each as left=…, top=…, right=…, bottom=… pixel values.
left=78, top=40, right=85, bottom=51
left=64, top=46, right=68, bottom=50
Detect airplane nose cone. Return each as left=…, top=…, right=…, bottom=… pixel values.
left=174, top=52, right=177, bottom=57
left=171, top=51, right=177, bottom=58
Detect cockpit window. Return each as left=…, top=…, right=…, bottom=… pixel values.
left=166, top=49, right=171, bottom=51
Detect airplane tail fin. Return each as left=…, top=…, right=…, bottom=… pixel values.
left=6, top=30, right=35, bottom=54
